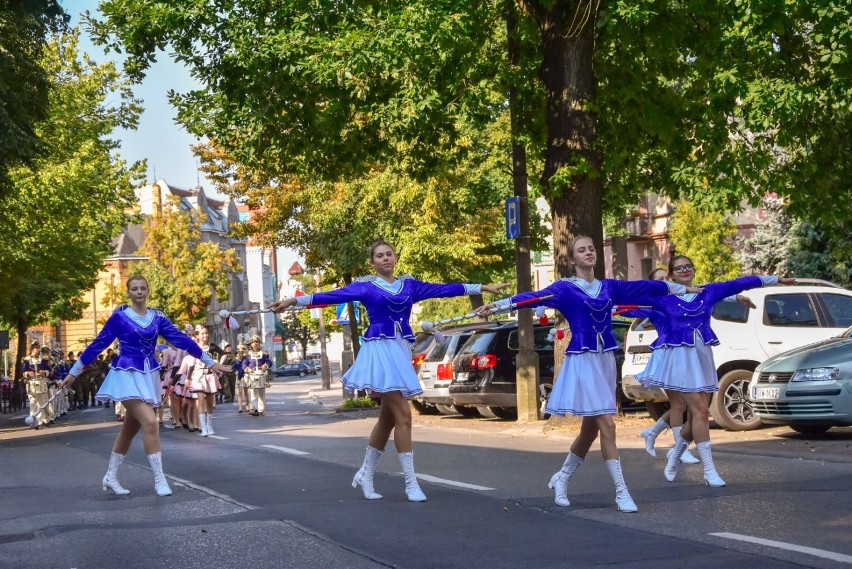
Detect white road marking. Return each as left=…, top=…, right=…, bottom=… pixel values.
left=261, top=444, right=310, bottom=456
left=711, top=532, right=852, bottom=564
left=207, top=435, right=228, bottom=440
left=164, top=474, right=257, bottom=510
left=410, top=473, right=494, bottom=491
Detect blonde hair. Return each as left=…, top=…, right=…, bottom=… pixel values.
left=369, top=239, right=395, bottom=259
left=126, top=274, right=148, bottom=289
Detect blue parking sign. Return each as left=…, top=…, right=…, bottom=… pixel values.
left=336, top=302, right=360, bottom=326
left=505, top=197, right=520, bottom=240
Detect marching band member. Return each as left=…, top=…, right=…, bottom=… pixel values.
left=270, top=239, right=508, bottom=502
left=187, top=326, right=221, bottom=435
left=242, top=335, right=271, bottom=416
left=22, top=341, right=50, bottom=429
left=61, top=275, right=231, bottom=496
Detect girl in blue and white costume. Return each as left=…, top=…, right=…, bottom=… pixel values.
left=631, top=255, right=795, bottom=487
left=62, top=275, right=231, bottom=497
left=270, top=240, right=507, bottom=502
left=476, top=236, right=700, bottom=513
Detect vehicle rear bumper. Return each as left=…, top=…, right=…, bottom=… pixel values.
left=621, top=374, right=669, bottom=403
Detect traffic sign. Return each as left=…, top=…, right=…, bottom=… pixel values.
left=336, top=302, right=360, bottom=326
left=505, top=197, right=520, bottom=240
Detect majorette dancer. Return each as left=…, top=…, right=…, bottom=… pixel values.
left=270, top=239, right=508, bottom=502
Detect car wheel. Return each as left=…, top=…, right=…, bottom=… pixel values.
left=487, top=406, right=518, bottom=420
left=711, top=369, right=762, bottom=431
left=477, top=406, right=498, bottom=419
left=539, top=383, right=552, bottom=420
left=790, top=424, right=832, bottom=435
left=434, top=404, right=458, bottom=415
left=410, top=399, right=439, bottom=415
left=645, top=401, right=670, bottom=420
left=455, top=405, right=481, bottom=418
left=299, top=371, right=306, bottom=377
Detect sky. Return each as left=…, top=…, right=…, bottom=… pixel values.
left=67, top=1, right=220, bottom=197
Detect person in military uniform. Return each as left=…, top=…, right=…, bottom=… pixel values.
left=22, top=341, right=50, bottom=429
left=234, top=343, right=250, bottom=413
left=241, top=335, right=271, bottom=416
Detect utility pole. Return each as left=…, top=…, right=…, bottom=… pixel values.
left=507, top=2, right=540, bottom=423
left=316, top=271, right=331, bottom=390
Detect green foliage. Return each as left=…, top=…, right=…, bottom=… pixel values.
left=786, top=219, right=851, bottom=288
left=340, top=396, right=379, bottom=410
left=669, top=201, right=741, bottom=283
left=135, top=195, right=242, bottom=323
left=279, top=310, right=320, bottom=360
left=0, top=1, right=67, bottom=198
left=0, top=28, right=141, bottom=343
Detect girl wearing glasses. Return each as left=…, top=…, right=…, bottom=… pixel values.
left=634, top=256, right=794, bottom=487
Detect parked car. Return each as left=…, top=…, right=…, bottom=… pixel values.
left=621, top=280, right=852, bottom=430
left=412, top=321, right=502, bottom=416
left=749, top=326, right=852, bottom=435
left=411, top=331, right=437, bottom=375
left=449, top=322, right=556, bottom=420
left=274, top=362, right=312, bottom=378
left=299, top=360, right=321, bottom=374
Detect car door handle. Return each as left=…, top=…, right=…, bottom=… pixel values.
left=768, top=341, right=782, bottom=344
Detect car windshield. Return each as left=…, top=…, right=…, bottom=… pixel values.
left=425, top=333, right=475, bottom=362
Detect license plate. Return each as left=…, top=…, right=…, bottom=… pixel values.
left=632, top=353, right=651, bottom=365
left=455, top=372, right=469, bottom=382
left=752, top=386, right=780, bottom=400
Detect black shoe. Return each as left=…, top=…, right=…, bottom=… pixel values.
left=250, top=411, right=259, bottom=416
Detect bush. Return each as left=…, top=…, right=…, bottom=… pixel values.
left=340, top=396, right=378, bottom=410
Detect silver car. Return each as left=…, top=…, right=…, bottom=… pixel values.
left=749, top=326, right=852, bottom=435
left=412, top=321, right=501, bottom=416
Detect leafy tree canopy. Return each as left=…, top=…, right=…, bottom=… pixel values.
left=669, top=200, right=741, bottom=284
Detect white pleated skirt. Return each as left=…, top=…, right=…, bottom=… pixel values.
left=545, top=350, right=617, bottom=417
left=95, top=367, right=163, bottom=408
left=646, top=342, right=718, bottom=393
left=342, top=335, right=422, bottom=398
left=636, top=350, right=661, bottom=388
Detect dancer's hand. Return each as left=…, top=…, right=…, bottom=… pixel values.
left=482, top=283, right=510, bottom=295
left=60, top=373, right=76, bottom=390
left=736, top=294, right=756, bottom=309
left=268, top=297, right=297, bottom=313
left=211, top=362, right=232, bottom=373
left=685, top=286, right=704, bottom=294
left=474, top=303, right=499, bottom=316
left=779, top=277, right=797, bottom=285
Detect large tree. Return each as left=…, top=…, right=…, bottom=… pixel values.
left=89, top=1, right=850, bottom=277
left=0, top=28, right=142, bottom=376
left=669, top=201, right=740, bottom=284
left=0, top=1, right=67, bottom=198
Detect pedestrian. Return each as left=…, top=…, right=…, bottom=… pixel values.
left=61, top=275, right=231, bottom=496
left=233, top=344, right=249, bottom=412
left=270, top=239, right=508, bottom=502
left=219, top=343, right=237, bottom=404
left=476, top=236, right=701, bottom=512
left=634, top=255, right=794, bottom=487
left=22, top=341, right=50, bottom=429
left=241, top=335, right=271, bottom=417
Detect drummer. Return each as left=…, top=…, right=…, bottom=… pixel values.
left=241, top=335, right=271, bottom=417
left=22, top=341, right=50, bottom=429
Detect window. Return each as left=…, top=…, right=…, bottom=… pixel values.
left=763, top=294, right=818, bottom=327
left=712, top=300, right=749, bottom=323
left=508, top=327, right=554, bottom=351
left=820, top=294, right=852, bottom=328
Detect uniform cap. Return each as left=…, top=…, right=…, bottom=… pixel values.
left=250, top=335, right=261, bottom=343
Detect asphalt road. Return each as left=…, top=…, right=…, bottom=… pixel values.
left=1, top=377, right=850, bottom=569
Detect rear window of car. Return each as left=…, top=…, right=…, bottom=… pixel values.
left=425, top=332, right=475, bottom=362
left=629, top=317, right=655, bottom=332
left=507, top=327, right=554, bottom=351
left=821, top=293, right=852, bottom=328
left=712, top=300, right=749, bottom=323
left=456, top=331, right=498, bottom=356
left=411, top=333, right=434, bottom=355
left=763, top=293, right=819, bottom=327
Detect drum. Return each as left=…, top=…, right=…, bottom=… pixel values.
left=27, top=378, right=48, bottom=395
left=248, top=371, right=267, bottom=390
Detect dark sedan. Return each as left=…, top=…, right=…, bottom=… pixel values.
left=273, top=363, right=312, bottom=378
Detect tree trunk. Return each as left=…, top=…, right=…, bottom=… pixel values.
left=536, top=1, right=604, bottom=279
left=15, top=316, right=28, bottom=381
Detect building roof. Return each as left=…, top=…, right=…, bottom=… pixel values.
left=288, top=262, right=304, bottom=276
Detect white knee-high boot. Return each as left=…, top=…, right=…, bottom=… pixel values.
left=669, top=426, right=699, bottom=464
left=665, top=436, right=689, bottom=482
left=639, top=418, right=668, bottom=457
left=147, top=451, right=172, bottom=496
left=605, top=458, right=638, bottom=512
left=548, top=452, right=584, bottom=507
left=206, top=413, right=214, bottom=436
left=398, top=451, right=426, bottom=502
left=696, top=441, right=726, bottom=487
left=352, top=446, right=384, bottom=500
left=102, top=452, right=130, bottom=495
left=199, top=413, right=209, bottom=437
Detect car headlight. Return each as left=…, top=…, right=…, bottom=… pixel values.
left=790, top=367, right=839, bottom=382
